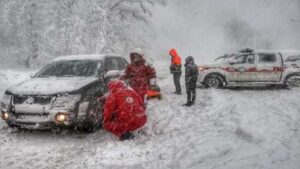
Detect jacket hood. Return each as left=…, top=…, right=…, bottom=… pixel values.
left=185, top=56, right=195, bottom=65
left=169, top=49, right=178, bottom=57
left=130, top=48, right=145, bottom=63
left=108, top=80, right=126, bottom=93
left=169, top=48, right=182, bottom=65
left=7, top=77, right=98, bottom=95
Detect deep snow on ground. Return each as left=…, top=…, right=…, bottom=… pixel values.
left=0, top=69, right=300, bottom=169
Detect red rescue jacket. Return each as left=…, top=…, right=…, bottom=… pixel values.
left=103, top=80, right=147, bottom=137
left=122, top=50, right=156, bottom=101
left=169, top=48, right=182, bottom=65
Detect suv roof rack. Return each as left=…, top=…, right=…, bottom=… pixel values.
left=239, top=48, right=254, bottom=53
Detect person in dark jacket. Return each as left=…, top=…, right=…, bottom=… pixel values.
left=169, top=48, right=182, bottom=95
left=184, top=56, right=198, bottom=106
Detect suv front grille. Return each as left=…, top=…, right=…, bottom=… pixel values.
left=13, top=95, right=53, bottom=105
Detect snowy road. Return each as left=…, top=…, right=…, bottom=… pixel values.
left=0, top=69, right=300, bottom=169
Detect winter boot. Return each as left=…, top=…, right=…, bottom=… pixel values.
left=183, top=102, right=192, bottom=107
left=174, top=91, right=182, bottom=95
left=119, top=132, right=134, bottom=141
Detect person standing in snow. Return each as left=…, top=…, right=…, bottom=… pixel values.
left=184, top=56, right=198, bottom=106
left=121, top=48, right=156, bottom=105
left=169, top=48, right=182, bottom=95
left=103, top=80, right=147, bottom=141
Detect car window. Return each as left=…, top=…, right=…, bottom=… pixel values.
left=234, top=54, right=255, bottom=64
left=120, top=58, right=128, bottom=69
left=258, top=54, right=277, bottom=63
left=105, top=57, right=126, bottom=71
left=37, top=60, right=98, bottom=77
left=285, top=55, right=300, bottom=62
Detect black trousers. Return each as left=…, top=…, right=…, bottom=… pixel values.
left=186, top=82, right=196, bottom=104
left=173, top=72, right=182, bottom=93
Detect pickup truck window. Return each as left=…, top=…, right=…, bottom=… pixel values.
left=285, top=55, right=300, bottom=62
left=235, top=54, right=255, bottom=64
left=258, top=54, right=276, bottom=63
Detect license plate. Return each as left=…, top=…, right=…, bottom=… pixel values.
left=16, top=114, right=50, bottom=123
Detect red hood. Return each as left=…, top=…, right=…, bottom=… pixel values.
left=108, top=80, right=126, bottom=93
left=169, top=48, right=178, bottom=57
left=169, top=48, right=182, bottom=65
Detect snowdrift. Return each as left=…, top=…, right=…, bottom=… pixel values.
left=0, top=69, right=300, bottom=169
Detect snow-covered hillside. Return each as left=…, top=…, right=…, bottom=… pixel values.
left=0, top=69, right=300, bottom=169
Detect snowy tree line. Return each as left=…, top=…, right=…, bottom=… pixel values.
left=224, top=19, right=273, bottom=50
left=0, top=0, right=166, bottom=68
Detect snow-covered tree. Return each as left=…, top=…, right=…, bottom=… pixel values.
left=0, top=0, right=166, bottom=68
left=224, top=19, right=272, bottom=50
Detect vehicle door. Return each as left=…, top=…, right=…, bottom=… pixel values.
left=228, top=54, right=257, bottom=82
left=256, top=53, right=282, bottom=82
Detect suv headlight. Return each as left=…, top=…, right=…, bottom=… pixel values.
left=1, top=109, right=9, bottom=120
left=52, top=94, right=81, bottom=110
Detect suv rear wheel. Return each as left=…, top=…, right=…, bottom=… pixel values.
left=285, top=76, right=300, bottom=89
left=204, top=75, right=224, bottom=89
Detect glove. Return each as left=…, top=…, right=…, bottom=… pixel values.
left=170, top=65, right=175, bottom=73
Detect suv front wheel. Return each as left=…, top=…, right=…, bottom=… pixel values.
left=81, top=99, right=103, bottom=132
left=203, top=75, right=224, bottom=89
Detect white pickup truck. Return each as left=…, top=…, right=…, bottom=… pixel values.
left=198, top=49, right=300, bottom=88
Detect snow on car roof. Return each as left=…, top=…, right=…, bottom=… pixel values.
left=255, top=50, right=300, bottom=55
left=255, top=49, right=300, bottom=52
left=245, top=50, right=300, bottom=59
left=53, top=54, right=122, bottom=62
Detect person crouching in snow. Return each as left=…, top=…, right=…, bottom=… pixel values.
left=184, top=56, right=199, bottom=107
left=121, top=48, right=156, bottom=105
left=103, top=80, right=147, bottom=141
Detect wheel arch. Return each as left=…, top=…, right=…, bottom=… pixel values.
left=204, top=72, right=227, bottom=85
left=284, top=72, right=300, bottom=81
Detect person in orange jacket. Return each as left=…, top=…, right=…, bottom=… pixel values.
left=169, top=48, right=182, bottom=95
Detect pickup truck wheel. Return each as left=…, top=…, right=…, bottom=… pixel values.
left=285, top=76, right=300, bottom=89
left=204, top=75, right=223, bottom=89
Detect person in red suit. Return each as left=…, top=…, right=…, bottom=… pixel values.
left=103, top=80, right=147, bottom=140
left=121, top=48, right=156, bottom=105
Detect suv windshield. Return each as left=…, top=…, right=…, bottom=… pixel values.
left=36, top=60, right=98, bottom=77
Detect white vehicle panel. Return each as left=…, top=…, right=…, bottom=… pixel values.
left=198, top=50, right=300, bottom=87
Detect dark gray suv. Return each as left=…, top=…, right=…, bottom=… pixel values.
left=0, top=54, right=128, bottom=131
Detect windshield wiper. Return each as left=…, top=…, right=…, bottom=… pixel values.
left=61, top=75, right=76, bottom=77
left=37, top=75, right=57, bottom=78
